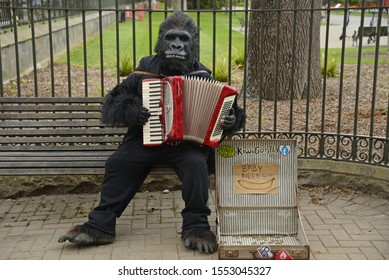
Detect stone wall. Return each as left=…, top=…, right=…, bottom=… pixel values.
left=1, top=11, right=116, bottom=83
left=0, top=160, right=387, bottom=199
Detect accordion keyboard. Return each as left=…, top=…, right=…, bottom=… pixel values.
left=142, top=80, right=164, bottom=145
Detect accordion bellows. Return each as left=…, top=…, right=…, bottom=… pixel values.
left=142, top=76, right=238, bottom=148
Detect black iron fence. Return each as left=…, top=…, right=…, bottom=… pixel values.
left=0, top=0, right=389, bottom=168
left=0, top=0, right=135, bottom=28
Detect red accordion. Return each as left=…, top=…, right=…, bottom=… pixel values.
left=142, top=76, right=238, bottom=148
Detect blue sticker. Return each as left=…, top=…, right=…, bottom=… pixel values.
left=279, top=145, right=290, bottom=156
left=257, top=246, right=273, bottom=259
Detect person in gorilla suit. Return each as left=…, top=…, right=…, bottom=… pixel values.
left=58, top=11, right=245, bottom=253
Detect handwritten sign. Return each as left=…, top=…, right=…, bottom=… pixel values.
left=233, top=163, right=279, bottom=194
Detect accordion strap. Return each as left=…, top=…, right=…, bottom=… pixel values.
left=132, top=71, right=163, bottom=78
left=132, top=70, right=209, bottom=78
left=187, top=70, right=209, bottom=76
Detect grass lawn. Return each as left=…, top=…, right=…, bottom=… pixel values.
left=55, top=10, right=388, bottom=72
left=323, top=46, right=389, bottom=64
left=55, top=12, right=246, bottom=70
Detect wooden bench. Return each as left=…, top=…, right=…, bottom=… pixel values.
left=0, top=97, right=174, bottom=176
left=357, top=26, right=388, bottom=44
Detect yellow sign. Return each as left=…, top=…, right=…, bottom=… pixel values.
left=233, top=163, right=279, bottom=194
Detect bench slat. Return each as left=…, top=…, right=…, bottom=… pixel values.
left=1, top=105, right=102, bottom=112
left=0, top=166, right=173, bottom=175
left=1, top=120, right=105, bottom=128
left=1, top=151, right=115, bottom=157
left=0, top=127, right=127, bottom=136
left=0, top=168, right=106, bottom=175
left=0, top=113, right=102, bottom=120
left=0, top=97, right=104, bottom=103
left=0, top=161, right=107, bottom=168
left=2, top=156, right=110, bottom=162
left=1, top=145, right=119, bottom=151
left=0, top=136, right=124, bottom=144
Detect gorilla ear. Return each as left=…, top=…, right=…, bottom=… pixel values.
left=154, top=31, right=164, bottom=53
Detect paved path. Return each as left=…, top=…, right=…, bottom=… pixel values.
left=321, top=13, right=389, bottom=48
left=0, top=187, right=388, bottom=260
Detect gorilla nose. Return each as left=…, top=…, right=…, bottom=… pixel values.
left=170, top=43, right=184, bottom=51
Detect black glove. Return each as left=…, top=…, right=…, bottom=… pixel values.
left=220, top=108, right=236, bottom=130
left=136, top=106, right=151, bottom=126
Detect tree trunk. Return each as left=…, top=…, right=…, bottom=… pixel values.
left=171, top=0, right=187, bottom=11
left=246, top=0, right=322, bottom=100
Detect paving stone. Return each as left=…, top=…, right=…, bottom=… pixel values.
left=7, top=226, right=27, bottom=236
left=343, top=224, right=363, bottom=235
left=93, top=253, right=113, bottom=260
left=326, top=206, right=346, bottom=216
left=9, top=251, right=44, bottom=260
left=60, top=254, right=96, bottom=260
left=347, top=254, right=367, bottom=260
left=0, top=189, right=387, bottom=260
left=162, top=248, right=179, bottom=259
left=318, top=235, right=340, bottom=247
left=327, top=247, right=361, bottom=254
left=354, top=219, right=375, bottom=230
left=351, top=234, right=385, bottom=241
left=308, top=241, right=327, bottom=254
left=111, top=247, right=131, bottom=260
left=371, top=241, right=389, bottom=254
left=330, top=229, right=352, bottom=241
left=338, top=240, right=373, bottom=247
left=316, top=209, right=335, bottom=220
left=323, top=218, right=355, bottom=224
left=0, top=247, right=14, bottom=259
left=304, top=214, right=324, bottom=226
left=314, top=253, right=349, bottom=260
left=305, top=229, right=331, bottom=236
left=377, top=229, right=389, bottom=240
left=359, top=247, right=385, bottom=260
left=327, top=198, right=353, bottom=208
left=366, top=198, right=388, bottom=208
left=311, top=224, right=343, bottom=230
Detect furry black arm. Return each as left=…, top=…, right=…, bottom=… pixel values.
left=101, top=77, right=145, bottom=128
left=222, top=103, right=246, bottom=138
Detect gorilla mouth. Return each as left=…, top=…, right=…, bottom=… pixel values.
left=165, top=54, right=187, bottom=60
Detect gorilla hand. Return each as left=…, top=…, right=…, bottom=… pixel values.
left=182, top=228, right=218, bottom=253
left=136, top=106, right=151, bottom=126
left=58, top=224, right=115, bottom=246
left=220, top=108, right=236, bottom=130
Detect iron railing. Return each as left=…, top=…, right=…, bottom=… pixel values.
left=0, top=0, right=134, bottom=28
left=0, top=0, right=389, bottom=167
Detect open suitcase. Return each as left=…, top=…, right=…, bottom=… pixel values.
left=215, top=139, right=310, bottom=260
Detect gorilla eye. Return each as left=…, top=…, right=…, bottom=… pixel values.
left=179, top=35, right=190, bottom=42
left=165, top=34, right=176, bottom=41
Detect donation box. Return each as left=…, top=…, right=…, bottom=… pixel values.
left=215, top=139, right=310, bottom=260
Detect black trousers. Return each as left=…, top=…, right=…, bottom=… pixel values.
left=85, top=135, right=212, bottom=235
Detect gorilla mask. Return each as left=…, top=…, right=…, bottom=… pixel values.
left=154, top=11, right=199, bottom=74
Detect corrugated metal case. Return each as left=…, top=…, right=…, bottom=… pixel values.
left=218, top=213, right=310, bottom=260
left=215, top=139, right=309, bottom=260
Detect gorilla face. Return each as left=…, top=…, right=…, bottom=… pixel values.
left=163, top=29, right=191, bottom=60
left=154, top=11, right=199, bottom=74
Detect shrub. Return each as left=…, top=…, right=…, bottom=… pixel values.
left=214, top=54, right=229, bottom=82
left=232, top=47, right=245, bottom=69
left=321, top=52, right=339, bottom=78
left=119, top=52, right=133, bottom=77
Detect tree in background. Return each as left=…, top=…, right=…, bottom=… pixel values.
left=246, top=0, right=322, bottom=100
left=170, top=0, right=187, bottom=10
